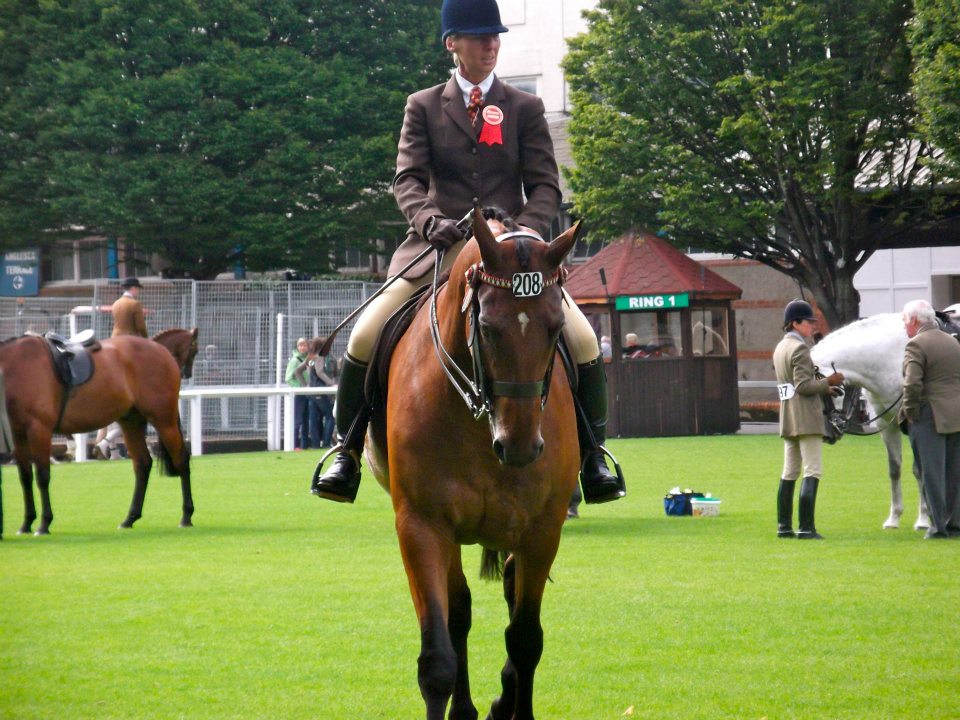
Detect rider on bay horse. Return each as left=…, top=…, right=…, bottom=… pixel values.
left=311, top=0, right=626, bottom=506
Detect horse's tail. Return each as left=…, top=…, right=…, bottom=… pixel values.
left=480, top=548, right=507, bottom=581
left=157, top=418, right=189, bottom=478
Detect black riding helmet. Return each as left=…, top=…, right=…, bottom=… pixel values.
left=783, top=299, right=815, bottom=329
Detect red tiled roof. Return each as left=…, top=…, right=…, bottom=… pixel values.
left=565, top=231, right=742, bottom=302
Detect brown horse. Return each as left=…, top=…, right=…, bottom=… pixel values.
left=366, top=209, right=581, bottom=720
left=0, top=333, right=192, bottom=537
left=153, top=327, right=199, bottom=379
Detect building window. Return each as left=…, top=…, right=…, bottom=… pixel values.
left=42, top=243, right=76, bottom=282
left=78, top=240, right=109, bottom=280
left=502, top=76, right=539, bottom=96
left=691, top=306, right=730, bottom=356
left=621, top=311, right=683, bottom=359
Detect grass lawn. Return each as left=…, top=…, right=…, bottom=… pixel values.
left=1, top=434, right=958, bottom=719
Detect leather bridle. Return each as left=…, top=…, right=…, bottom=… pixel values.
left=429, top=239, right=567, bottom=420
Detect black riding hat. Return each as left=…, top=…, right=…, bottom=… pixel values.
left=121, top=277, right=142, bottom=288
left=441, top=0, right=509, bottom=40
left=784, top=299, right=815, bottom=328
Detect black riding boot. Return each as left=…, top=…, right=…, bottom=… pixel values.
left=311, top=355, right=369, bottom=504
left=797, top=476, right=824, bottom=540
left=777, top=479, right=796, bottom=538
left=576, top=357, right=626, bottom=504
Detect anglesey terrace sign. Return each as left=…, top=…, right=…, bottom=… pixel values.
left=1, top=248, right=40, bottom=297
left=615, top=293, right=690, bottom=311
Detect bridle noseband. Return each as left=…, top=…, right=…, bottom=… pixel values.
left=430, top=237, right=567, bottom=420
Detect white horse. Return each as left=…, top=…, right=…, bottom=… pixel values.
left=810, top=313, right=930, bottom=530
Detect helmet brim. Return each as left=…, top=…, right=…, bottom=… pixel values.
left=443, top=24, right=509, bottom=40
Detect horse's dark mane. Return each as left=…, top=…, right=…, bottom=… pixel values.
left=481, top=206, right=518, bottom=230
left=152, top=328, right=186, bottom=341
left=481, top=206, right=540, bottom=271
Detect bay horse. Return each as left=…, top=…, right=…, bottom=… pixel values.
left=365, top=208, right=581, bottom=720
left=153, top=327, right=199, bottom=379
left=0, top=333, right=192, bottom=537
left=811, top=313, right=936, bottom=530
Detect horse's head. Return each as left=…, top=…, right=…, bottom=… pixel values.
left=462, top=207, right=579, bottom=466
left=154, top=328, right=199, bottom=379
left=179, top=328, right=200, bottom=379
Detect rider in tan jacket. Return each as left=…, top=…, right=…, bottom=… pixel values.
left=772, top=300, right=844, bottom=539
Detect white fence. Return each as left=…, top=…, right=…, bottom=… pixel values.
left=71, top=384, right=337, bottom=462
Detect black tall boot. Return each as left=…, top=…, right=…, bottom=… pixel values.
left=310, top=355, right=369, bottom=504
left=797, top=476, right=824, bottom=540
left=575, top=357, right=626, bottom=504
left=777, top=479, right=796, bottom=538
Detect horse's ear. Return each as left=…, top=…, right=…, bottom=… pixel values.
left=473, top=205, right=499, bottom=266
left=546, top=220, right=581, bottom=268
left=191, top=327, right=199, bottom=340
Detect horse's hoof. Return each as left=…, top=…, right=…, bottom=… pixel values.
left=883, top=520, right=899, bottom=529
left=118, top=521, right=134, bottom=529
left=914, top=522, right=930, bottom=531
left=34, top=529, right=50, bottom=536
left=179, top=520, right=193, bottom=528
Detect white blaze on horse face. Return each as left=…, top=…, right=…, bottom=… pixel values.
left=518, top=312, right=530, bottom=337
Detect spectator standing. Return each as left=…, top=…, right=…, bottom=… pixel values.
left=308, top=338, right=337, bottom=449
left=285, top=338, right=312, bottom=450
left=898, top=299, right=960, bottom=539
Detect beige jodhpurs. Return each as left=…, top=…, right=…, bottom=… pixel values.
left=347, top=240, right=600, bottom=365
left=782, top=435, right=823, bottom=480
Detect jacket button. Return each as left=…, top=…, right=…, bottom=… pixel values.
left=471, top=147, right=477, bottom=155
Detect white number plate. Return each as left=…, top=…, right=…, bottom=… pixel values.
left=512, top=272, right=543, bottom=297
left=777, top=383, right=796, bottom=401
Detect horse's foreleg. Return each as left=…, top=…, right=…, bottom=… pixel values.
left=15, top=454, right=35, bottom=535
left=119, top=425, right=151, bottom=529
left=488, top=555, right=518, bottom=720
left=489, top=545, right=556, bottom=720
left=396, top=513, right=458, bottom=720
left=882, top=425, right=904, bottom=529
left=448, top=553, right=478, bottom=720
left=493, top=537, right=559, bottom=720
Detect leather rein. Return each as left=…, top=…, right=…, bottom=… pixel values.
left=429, top=234, right=567, bottom=420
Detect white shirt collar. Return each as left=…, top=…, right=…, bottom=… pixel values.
left=454, top=71, right=495, bottom=106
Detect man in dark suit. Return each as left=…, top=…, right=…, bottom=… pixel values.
left=898, top=299, right=960, bottom=539
left=312, top=0, right=626, bottom=507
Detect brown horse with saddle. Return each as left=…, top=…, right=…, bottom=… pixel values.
left=0, top=327, right=197, bottom=538
left=355, top=209, right=590, bottom=719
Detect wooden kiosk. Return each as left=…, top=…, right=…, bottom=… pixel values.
left=566, top=231, right=743, bottom=437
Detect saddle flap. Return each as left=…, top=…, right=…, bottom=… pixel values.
left=365, top=283, right=437, bottom=408
left=40, top=332, right=97, bottom=387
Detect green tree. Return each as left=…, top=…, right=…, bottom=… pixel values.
left=564, top=0, right=947, bottom=326
left=911, top=0, right=960, bottom=176
left=0, top=0, right=449, bottom=277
